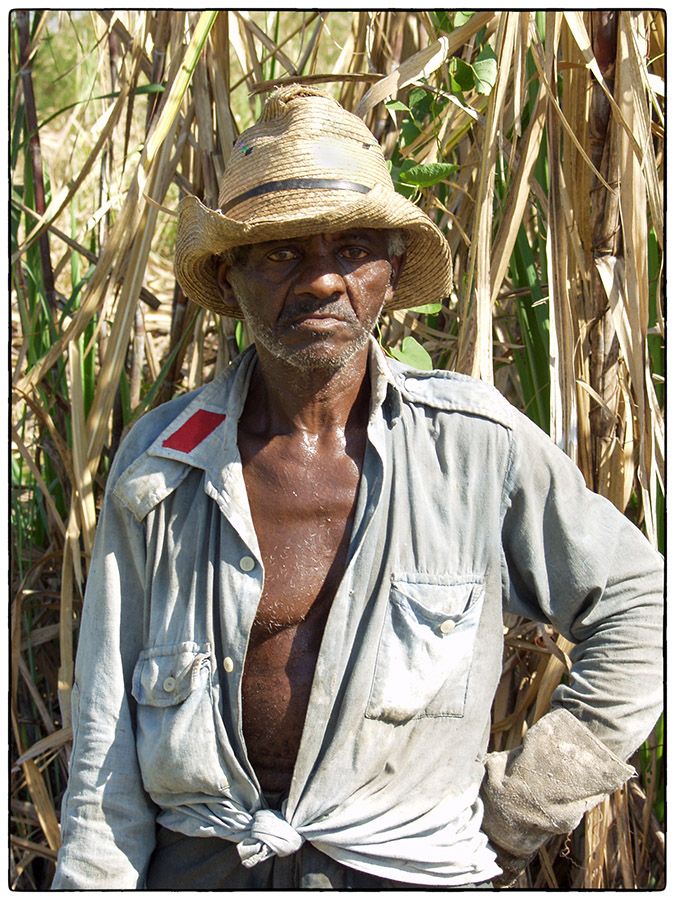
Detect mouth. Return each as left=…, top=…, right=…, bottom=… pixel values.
left=286, top=312, right=353, bottom=328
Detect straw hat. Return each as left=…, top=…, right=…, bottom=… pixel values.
left=174, top=85, right=453, bottom=318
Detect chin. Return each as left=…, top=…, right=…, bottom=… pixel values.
left=276, top=340, right=364, bottom=374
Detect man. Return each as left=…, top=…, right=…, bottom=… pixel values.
left=53, top=86, right=662, bottom=889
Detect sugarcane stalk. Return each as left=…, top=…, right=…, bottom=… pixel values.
left=16, top=11, right=56, bottom=315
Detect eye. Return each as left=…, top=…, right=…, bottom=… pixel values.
left=265, top=247, right=298, bottom=262
left=339, top=246, right=370, bottom=261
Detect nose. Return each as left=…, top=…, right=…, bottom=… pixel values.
left=292, top=253, right=345, bottom=301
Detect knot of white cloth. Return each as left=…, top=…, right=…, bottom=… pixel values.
left=237, top=809, right=305, bottom=869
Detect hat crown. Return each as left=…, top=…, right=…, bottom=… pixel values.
left=217, top=85, right=393, bottom=215
left=258, top=83, right=339, bottom=120
left=174, top=84, right=453, bottom=318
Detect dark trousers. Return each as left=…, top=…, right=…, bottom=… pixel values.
left=146, top=825, right=494, bottom=890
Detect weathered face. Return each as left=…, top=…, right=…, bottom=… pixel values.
left=216, top=230, right=404, bottom=373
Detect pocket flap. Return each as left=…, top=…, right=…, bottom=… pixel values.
left=390, top=577, right=480, bottom=626
left=132, top=641, right=212, bottom=707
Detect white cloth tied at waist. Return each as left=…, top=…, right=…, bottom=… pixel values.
left=237, top=809, right=305, bottom=868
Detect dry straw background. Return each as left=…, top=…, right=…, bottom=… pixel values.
left=10, top=10, right=664, bottom=889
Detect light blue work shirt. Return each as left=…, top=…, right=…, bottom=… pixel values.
left=52, top=339, right=662, bottom=888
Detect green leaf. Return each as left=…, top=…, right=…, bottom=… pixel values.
left=392, top=182, right=418, bottom=200
left=389, top=336, right=433, bottom=371
left=449, top=58, right=475, bottom=93
left=385, top=99, right=409, bottom=113
left=234, top=319, right=249, bottom=353
left=429, top=11, right=452, bottom=33
left=406, top=87, right=433, bottom=128
left=473, top=46, right=498, bottom=95
left=135, top=83, right=167, bottom=95
left=385, top=98, right=409, bottom=126
left=399, top=162, right=457, bottom=188
left=408, top=87, right=427, bottom=109
left=409, top=302, right=443, bottom=315
left=400, top=117, right=421, bottom=145
left=453, top=11, right=474, bottom=27
left=390, top=158, right=421, bottom=197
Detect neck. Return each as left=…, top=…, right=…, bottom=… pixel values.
left=242, top=342, right=371, bottom=437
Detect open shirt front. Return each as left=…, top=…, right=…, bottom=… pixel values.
left=53, top=339, right=662, bottom=888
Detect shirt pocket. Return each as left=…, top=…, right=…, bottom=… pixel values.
left=365, top=576, right=485, bottom=724
left=132, top=641, right=229, bottom=797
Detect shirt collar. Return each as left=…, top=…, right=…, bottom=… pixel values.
left=115, top=340, right=403, bottom=521
left=146, top=336, right=401, bottom=470
left=367, top=336, right=403, bottom=423
left=146, top=346, right=256, bottom=469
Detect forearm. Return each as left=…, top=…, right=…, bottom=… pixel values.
left=53, top=471, right=157, bottom=887
left=549, top=555, right=663, bottom=760
left=52, top=687, right=158, bottom=887
left=489, top=410, right=664, bottom=868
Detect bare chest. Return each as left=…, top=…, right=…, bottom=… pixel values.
left=237, top=431, right=364, bottom=790
left=240, top=438, right=362, bottom=630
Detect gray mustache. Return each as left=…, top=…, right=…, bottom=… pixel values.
left=280, top=301, right=358, bottom=324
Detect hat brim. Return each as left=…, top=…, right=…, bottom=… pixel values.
left=173, top=183, right=453, bottom=318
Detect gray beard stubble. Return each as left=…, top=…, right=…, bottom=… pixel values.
left=238, top=303, right=381, bottom=374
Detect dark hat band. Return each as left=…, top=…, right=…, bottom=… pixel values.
left=221, top=178, right=371, bottom=214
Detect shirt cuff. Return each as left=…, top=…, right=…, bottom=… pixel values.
left=480, top=707, right=636, bottom=858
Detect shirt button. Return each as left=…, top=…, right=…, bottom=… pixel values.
left=163, top=676, right=177, bottom=692
left=239, top=555, right=255, bottom=572
left=223, top=656, right=234, bottom=673
left=439, top=619, right=455, bottom=635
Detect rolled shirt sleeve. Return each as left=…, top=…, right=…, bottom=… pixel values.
left=52, top=451, right=158, bottom=888
left=482, top=408, right=663, bottom=861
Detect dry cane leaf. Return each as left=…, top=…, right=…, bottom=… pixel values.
left=563, top=11, right=645, bottom=169
left=490, top=75, right=547, bottom=303
left=235, top=10, right=297, bottom=78
left=11, top=427, right=66, bottom=539
left=68, top=341, right=96, bottom=557
left=21, top=759, right=61, bottom=851
left=11, top=835, right=58, bottom=862
left=528, top=15, right=613, bottom=194
left=470, top=13, right=519, bottom=383
left=11, top=705, right=62, bottom=854
left=15, top=727, right=73, bottom=768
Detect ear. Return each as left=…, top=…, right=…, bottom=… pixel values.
left=383, top=252, right=406, bottom=305
left=389, top=252, right=406, bottom=289
left=215, top=258, right=242, bottom=312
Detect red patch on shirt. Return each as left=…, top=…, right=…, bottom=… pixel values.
left=162, top=410, right=226, bottom=453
